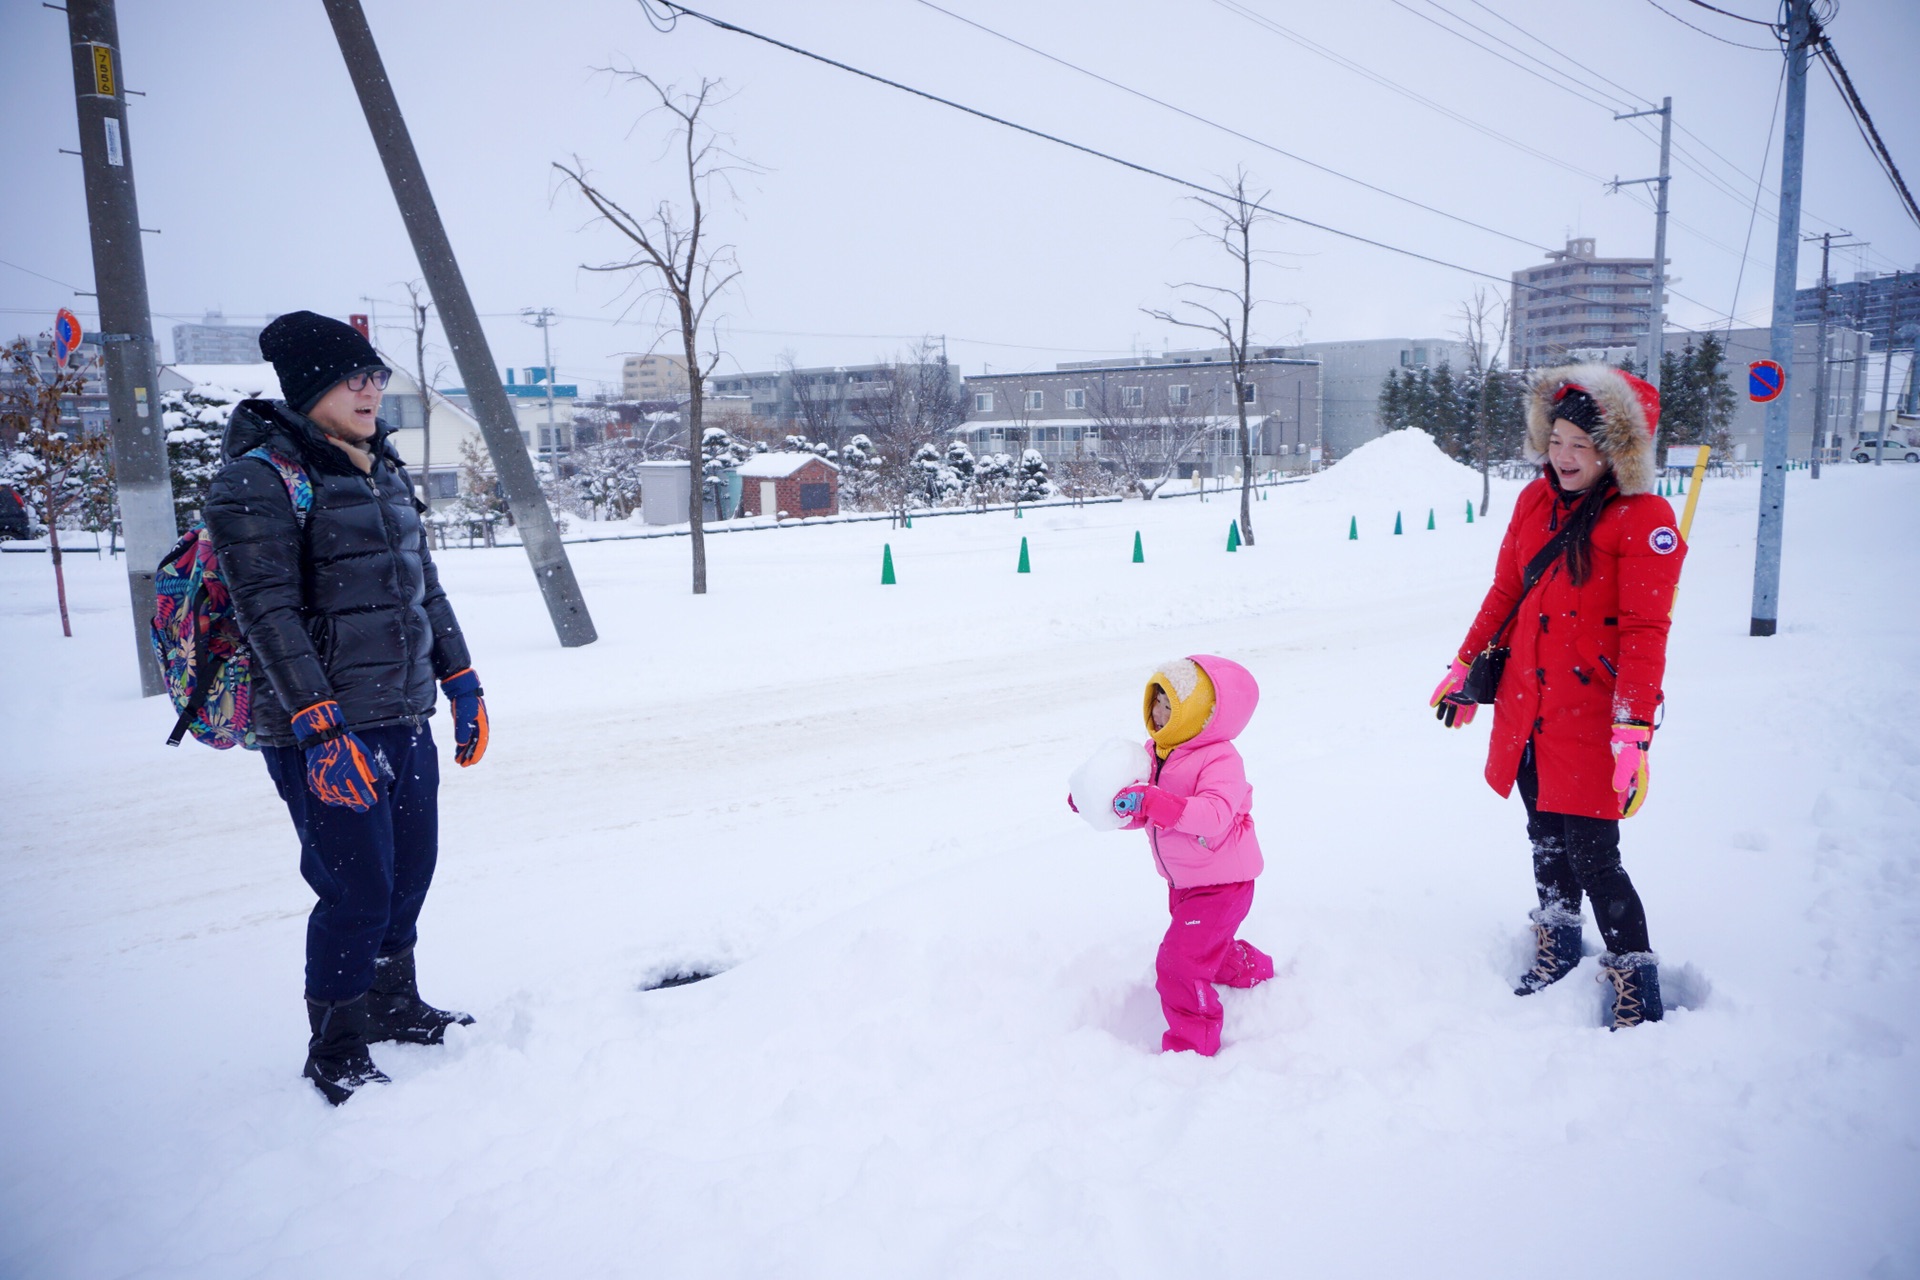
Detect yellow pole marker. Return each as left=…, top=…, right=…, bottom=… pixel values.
left=1671, top=445, right=1710, bottom=616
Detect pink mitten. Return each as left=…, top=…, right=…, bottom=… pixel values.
left=1610, top=723, right=1652, bottom=817
left=1140, top=787, right=1187, bottom=829
left=1430, top=657, right=1477, bottom=728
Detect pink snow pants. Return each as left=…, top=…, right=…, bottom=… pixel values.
left=1156, top=880, right=1272, bottom=1055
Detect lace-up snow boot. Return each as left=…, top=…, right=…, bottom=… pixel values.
left=365, top=945, right=474, bottom=1046
left=1513, top=906, right=1583, bottom=995
left=305, top=994, right=389, bottom=1106
left=1599, top=952, right=1663, bottom=1029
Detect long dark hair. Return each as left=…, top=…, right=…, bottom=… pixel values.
left=1546, top=465, right=1616, bottom=586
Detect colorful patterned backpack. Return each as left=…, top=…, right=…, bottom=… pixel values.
left=152, top=447, right=311, bottom=749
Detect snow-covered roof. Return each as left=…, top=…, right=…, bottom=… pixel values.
left=737, top=452, right=838, bottom=478
left=159, top=363, right=282, bottom=399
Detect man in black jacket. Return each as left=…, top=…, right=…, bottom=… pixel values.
left=205, top=310, right=490, bottom=1105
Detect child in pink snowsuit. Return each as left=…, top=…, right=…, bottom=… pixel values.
left=1112, top=655, right=1273, bottom=1055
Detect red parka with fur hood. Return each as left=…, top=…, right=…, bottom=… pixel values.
left=1455, top=365, right=1687, bottom=820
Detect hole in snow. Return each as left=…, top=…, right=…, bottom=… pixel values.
left=639, top=967, right=725, bottom=991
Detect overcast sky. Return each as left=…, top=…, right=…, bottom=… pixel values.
left=3, top=0, right=1916, bottom=392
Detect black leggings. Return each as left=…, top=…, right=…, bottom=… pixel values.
left=1516, top=743, right=1650, bottom=955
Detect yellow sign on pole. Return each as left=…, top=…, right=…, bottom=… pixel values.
left=91, top=45, right=115, bottom=97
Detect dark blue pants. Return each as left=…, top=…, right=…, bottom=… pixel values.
left=263, top=723, right=441, bottom=1001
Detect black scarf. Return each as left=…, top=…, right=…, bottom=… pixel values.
left=1544, top=464, right=1616, bottom=586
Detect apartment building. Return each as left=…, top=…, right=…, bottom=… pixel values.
left=1511, top=238, right=1658, bottom=369
left=959, top=347, right=1321, bottom=475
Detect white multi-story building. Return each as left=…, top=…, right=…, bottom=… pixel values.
left=621, top=352, right=690, bottom=401
left=170, top=311, right=264, bottom=365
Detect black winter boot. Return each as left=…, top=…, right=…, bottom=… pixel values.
left=366, top=945, right=474, bottom=1046
left=305, top=994, right=389, bottom=1106
left=1599, top=952, right=1664, bottom=1029
left=1514, top=906, right=1583, bottom=995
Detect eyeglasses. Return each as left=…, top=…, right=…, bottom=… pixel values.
left=345, top=368, right=392, bottom=392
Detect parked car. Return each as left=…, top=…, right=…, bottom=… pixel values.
left=1851, top=435, right=1920, bottom=463
left=0, top=486, right=31, bottom=540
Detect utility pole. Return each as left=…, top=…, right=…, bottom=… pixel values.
left=63, top=0, right=178, bottom=696
left=320, top=0, right=594, bottom=647
left=1613, top=97, right=1672, bottom=391
left=1751, top=0, right=1813, bottom=638
left=1875, top=272, right=1908, bottom=467
left=1806, top=233, right=1864, bottom=479
left=523, top=308, right=558, bottom=458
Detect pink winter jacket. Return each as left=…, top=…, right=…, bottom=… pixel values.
left=1143, top=655, right=1264, bottom=889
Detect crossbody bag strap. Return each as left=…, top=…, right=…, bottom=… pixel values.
left=1486, top=520, right=1579, bottom=648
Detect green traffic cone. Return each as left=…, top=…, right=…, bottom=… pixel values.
left=1679, top=471, right=1687, bottom=493
left=881, top=543, right=896, bottom=585
left=1393, top=511, right=1404, bottom=536
left=1227, top=521, right=1241, bottom=552
left=905, top=513, right=912, bottom=528
left=1132, top=531, right=1144, bottom=563
left=1015, top=504, right=1024, bottom=518
left=1466, top=500, right=1474, bottom=523
left=1017, top=536, right=1031, bottom=573
left=1426, top=508, right=1435, bottom=531
left=1348, top=516, right=1358, bottom=540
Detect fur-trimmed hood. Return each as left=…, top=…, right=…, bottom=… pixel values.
left=1525, top=364, right=1661, bottom=496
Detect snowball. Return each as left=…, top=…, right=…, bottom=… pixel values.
left=1069, top=737, right=1153, bottom=831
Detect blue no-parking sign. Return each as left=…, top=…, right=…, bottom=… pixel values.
left=1748, top=359, right=1785, bottom=403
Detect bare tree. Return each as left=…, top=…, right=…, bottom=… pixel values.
left=555, top=75, right=750, bottom=594
left=1086, top=378, right=1209, bottom=500
left=1458, top=287, right=1510, bottom=519
left=779, top=350, right=839, bottom=448
left=1143, top=168, right=1277, bottom=545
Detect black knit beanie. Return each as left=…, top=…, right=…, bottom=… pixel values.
left=260, top=310, right=388, bottom=413
left=1550, top=384, right=1604, bottom=433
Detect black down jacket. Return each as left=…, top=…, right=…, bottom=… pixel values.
left=204, top=399, right=471, bottom=748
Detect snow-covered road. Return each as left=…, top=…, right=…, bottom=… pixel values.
left=3, top=436, right=1915, bottom=1278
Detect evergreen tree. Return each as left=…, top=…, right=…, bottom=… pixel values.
left=1014, top=448, right=1052, bottom=502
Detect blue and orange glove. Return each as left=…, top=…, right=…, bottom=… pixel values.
left=1610, top=722, right=1652, bottom=818
left=1430, top=657, right=1477, bottom=728
left=291, top=700, right=380, bottom=811
left=440, top=668, right=489, bottom=767
left=1112, top=785, right=1187, bottom=831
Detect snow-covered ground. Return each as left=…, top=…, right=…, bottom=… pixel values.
left=2, top=433, right=1915, bottom=1279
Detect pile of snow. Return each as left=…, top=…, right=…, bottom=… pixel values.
left=1301, top=429, right=1492, bottom=528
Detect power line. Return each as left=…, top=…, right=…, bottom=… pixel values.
left=640, top=1, right=1558, bottom=294
left=1389, top=0, right=1628, bottom=113
left=1679, top=0, right=1780, bottom=28
left=909, top=0, right=1550, bottom=251
left=0, top=257, right=90, bottom=293
left=1202, top=0, right=1608, bottom=184
left=1641, top=0, right=1780, bottom=50
left=1813, top=33, right=1920, bottom=229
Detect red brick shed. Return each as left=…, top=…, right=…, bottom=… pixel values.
left=737, top=453, right=840, bottom=519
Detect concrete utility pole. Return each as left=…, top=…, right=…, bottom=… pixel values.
left=1613, top=97, right=1672, bottom=392
left=1751, top=0, right=1813, bottom=638
left=64, top=0, right=178, bottom=696
left=1806, top=233, right=1864, bottom=479
left=1875, top=273, right=1907, bottom=466
left=523, top=308, right=558, bottom=457
left=320, top=0, right=594, bottom=646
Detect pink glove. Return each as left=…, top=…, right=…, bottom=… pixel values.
left=1430, top=657, right=1477, bottom=728
left=1067, top=793, right=1079, bottom=814
left=1610, top=723, right=1652, bottom=817
left=1113, top=785, right=1187, bottom=831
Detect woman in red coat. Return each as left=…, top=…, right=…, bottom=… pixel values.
left=1430, top=364, right=1686, bottom=1028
